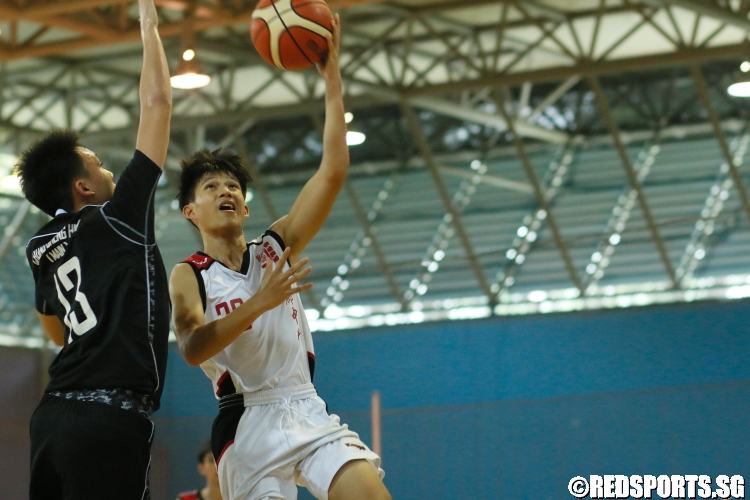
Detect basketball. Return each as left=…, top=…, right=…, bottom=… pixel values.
left=251, top=0, right=334, bottom=71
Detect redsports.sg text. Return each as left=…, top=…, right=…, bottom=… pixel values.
left=568, top=474, right=745, bottom=499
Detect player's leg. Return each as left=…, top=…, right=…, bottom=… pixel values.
left=214, top=402, right=302, bottom=500
left=295, top=421, right=389, bottom=500
left=328, top=459, right=391, bottom=500
left=29, top=396, right=63, bottom=500
left=53, top=397, right=154, bottom=499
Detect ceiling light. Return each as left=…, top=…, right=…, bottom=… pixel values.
left=728, top=81, right=750, bottom=97
left=171, top=58, right=211, bottom=89
left=183, top=48, right=195, bottom=61
left=728, top=73, right=750, bottom=97
left=344, top=112, right=353, bottom=123
left=0, top=175, right=21, bottom=195
left=741, top=61, right=750, bottom=73
left=346, top=131, right=366, bottom=146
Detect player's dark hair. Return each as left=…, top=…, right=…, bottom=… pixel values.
left=177, top=148, right=253, bottom=210
left=14, top=129, right=88, bottom=217
left=197, top=439, right=213, bottom=463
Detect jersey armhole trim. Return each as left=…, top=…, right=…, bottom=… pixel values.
left=264, top=229, right=286, bottom=251
left=264, top=229, right=291, bottom=267
left=183, top=263, right=207, bottom=312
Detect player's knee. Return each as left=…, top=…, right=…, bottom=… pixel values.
left=361, top=475, right=391, bottom=500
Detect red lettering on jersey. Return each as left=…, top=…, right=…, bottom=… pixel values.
left=216, top=298, right=243, bottom=317
left=216, top=302, right=229, bottom=316
left=263, top=242, right=280, bottom=263
left=291, top=307, right=298, bottom=323
left=297, top=329, right=301, bottom=339
left=256, top=253, right=268, bottom=268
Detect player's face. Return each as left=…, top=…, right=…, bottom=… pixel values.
left=185, top=172, right=249, bottom=233
left=78, top=147, right=115, bottom=203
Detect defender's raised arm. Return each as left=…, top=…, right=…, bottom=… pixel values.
left=135, top=0, right=172, bottom=169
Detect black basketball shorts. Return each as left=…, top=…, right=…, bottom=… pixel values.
left=29, top=394, right=154, bottom=500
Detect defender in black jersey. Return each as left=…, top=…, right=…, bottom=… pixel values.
left=16, top=1, right=172, bottom=498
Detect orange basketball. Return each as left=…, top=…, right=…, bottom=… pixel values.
left=251, top=0, right=334, bottom=71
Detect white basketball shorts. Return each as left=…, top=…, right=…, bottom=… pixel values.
left=213, top=383, right=384, bottom=500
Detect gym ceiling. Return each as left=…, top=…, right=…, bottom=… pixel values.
left=0, top=0, right=749, bottom=343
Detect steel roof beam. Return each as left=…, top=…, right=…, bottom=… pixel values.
left=689, top=64, right=750, bottom=225
left=344, top=183, right=409, bottom=309
left=649, top=0, right=750, bottom=32
left=494, top=90, right=584, bottom=294
left=438, top=165, right=533, bottom=194
left=587, top=75, right=679, bottom=288
left=409, top=96, right=568, bottom=144
left=401, top=42, right=750, bottom=98
left=399, top=101, right=495, bottom=304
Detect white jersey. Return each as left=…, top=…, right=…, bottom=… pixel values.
left=182, top=231, right=315, bottom=398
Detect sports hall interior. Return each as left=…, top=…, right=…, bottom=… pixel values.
left=0, top=0, right=748, bottom=498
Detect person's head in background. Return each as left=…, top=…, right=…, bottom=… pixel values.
left=197, top=439, right=219, bottom=488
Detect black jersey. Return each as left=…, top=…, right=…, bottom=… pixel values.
left=26, top=150, right=169, bottom=410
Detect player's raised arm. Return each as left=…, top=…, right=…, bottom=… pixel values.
left=271, top=15, right=347, bottom=260
left=170, top=248, right=313, bottom=366
left=135, top=0, right=172, bottom=169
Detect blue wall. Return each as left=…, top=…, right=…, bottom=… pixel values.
left=153, top=299, right=750, bottom=499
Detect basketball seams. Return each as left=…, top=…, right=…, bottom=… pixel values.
left=251, top=0, right=333, bottom=70
left=270, top=0, right=315, bottom=69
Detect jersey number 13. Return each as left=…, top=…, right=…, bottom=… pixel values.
left=54, top=256, right=98, bottom=339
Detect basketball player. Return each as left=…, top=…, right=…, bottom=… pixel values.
left=16, top=1, right=171, bottom=498
left=169, top=16, right=391, bottom=500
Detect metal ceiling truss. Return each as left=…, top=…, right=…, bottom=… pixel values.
left=1, top=0, right=750, bottom=338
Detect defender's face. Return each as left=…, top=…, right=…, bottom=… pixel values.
left=78, top=147, right=115, bottom=203
left=184, top=172, right=249, bottom=232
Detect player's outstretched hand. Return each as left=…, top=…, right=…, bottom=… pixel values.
left=255, top=247, right=313, bottom=313
left=317, top=14, right=341, bottom=81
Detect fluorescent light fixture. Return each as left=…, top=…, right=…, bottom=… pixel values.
left=346, top=131, right=366, bottom=146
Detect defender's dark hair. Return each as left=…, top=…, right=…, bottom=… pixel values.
left=177, top=148, right=253, bottom=209
left=14, top=129, right=87, bottom=217
left=197, top=439, right=213, bottom=463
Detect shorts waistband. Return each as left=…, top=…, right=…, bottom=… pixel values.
left=219, top=383, right=316, bottom=410
left=47, top=388, right=154, bottom=417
